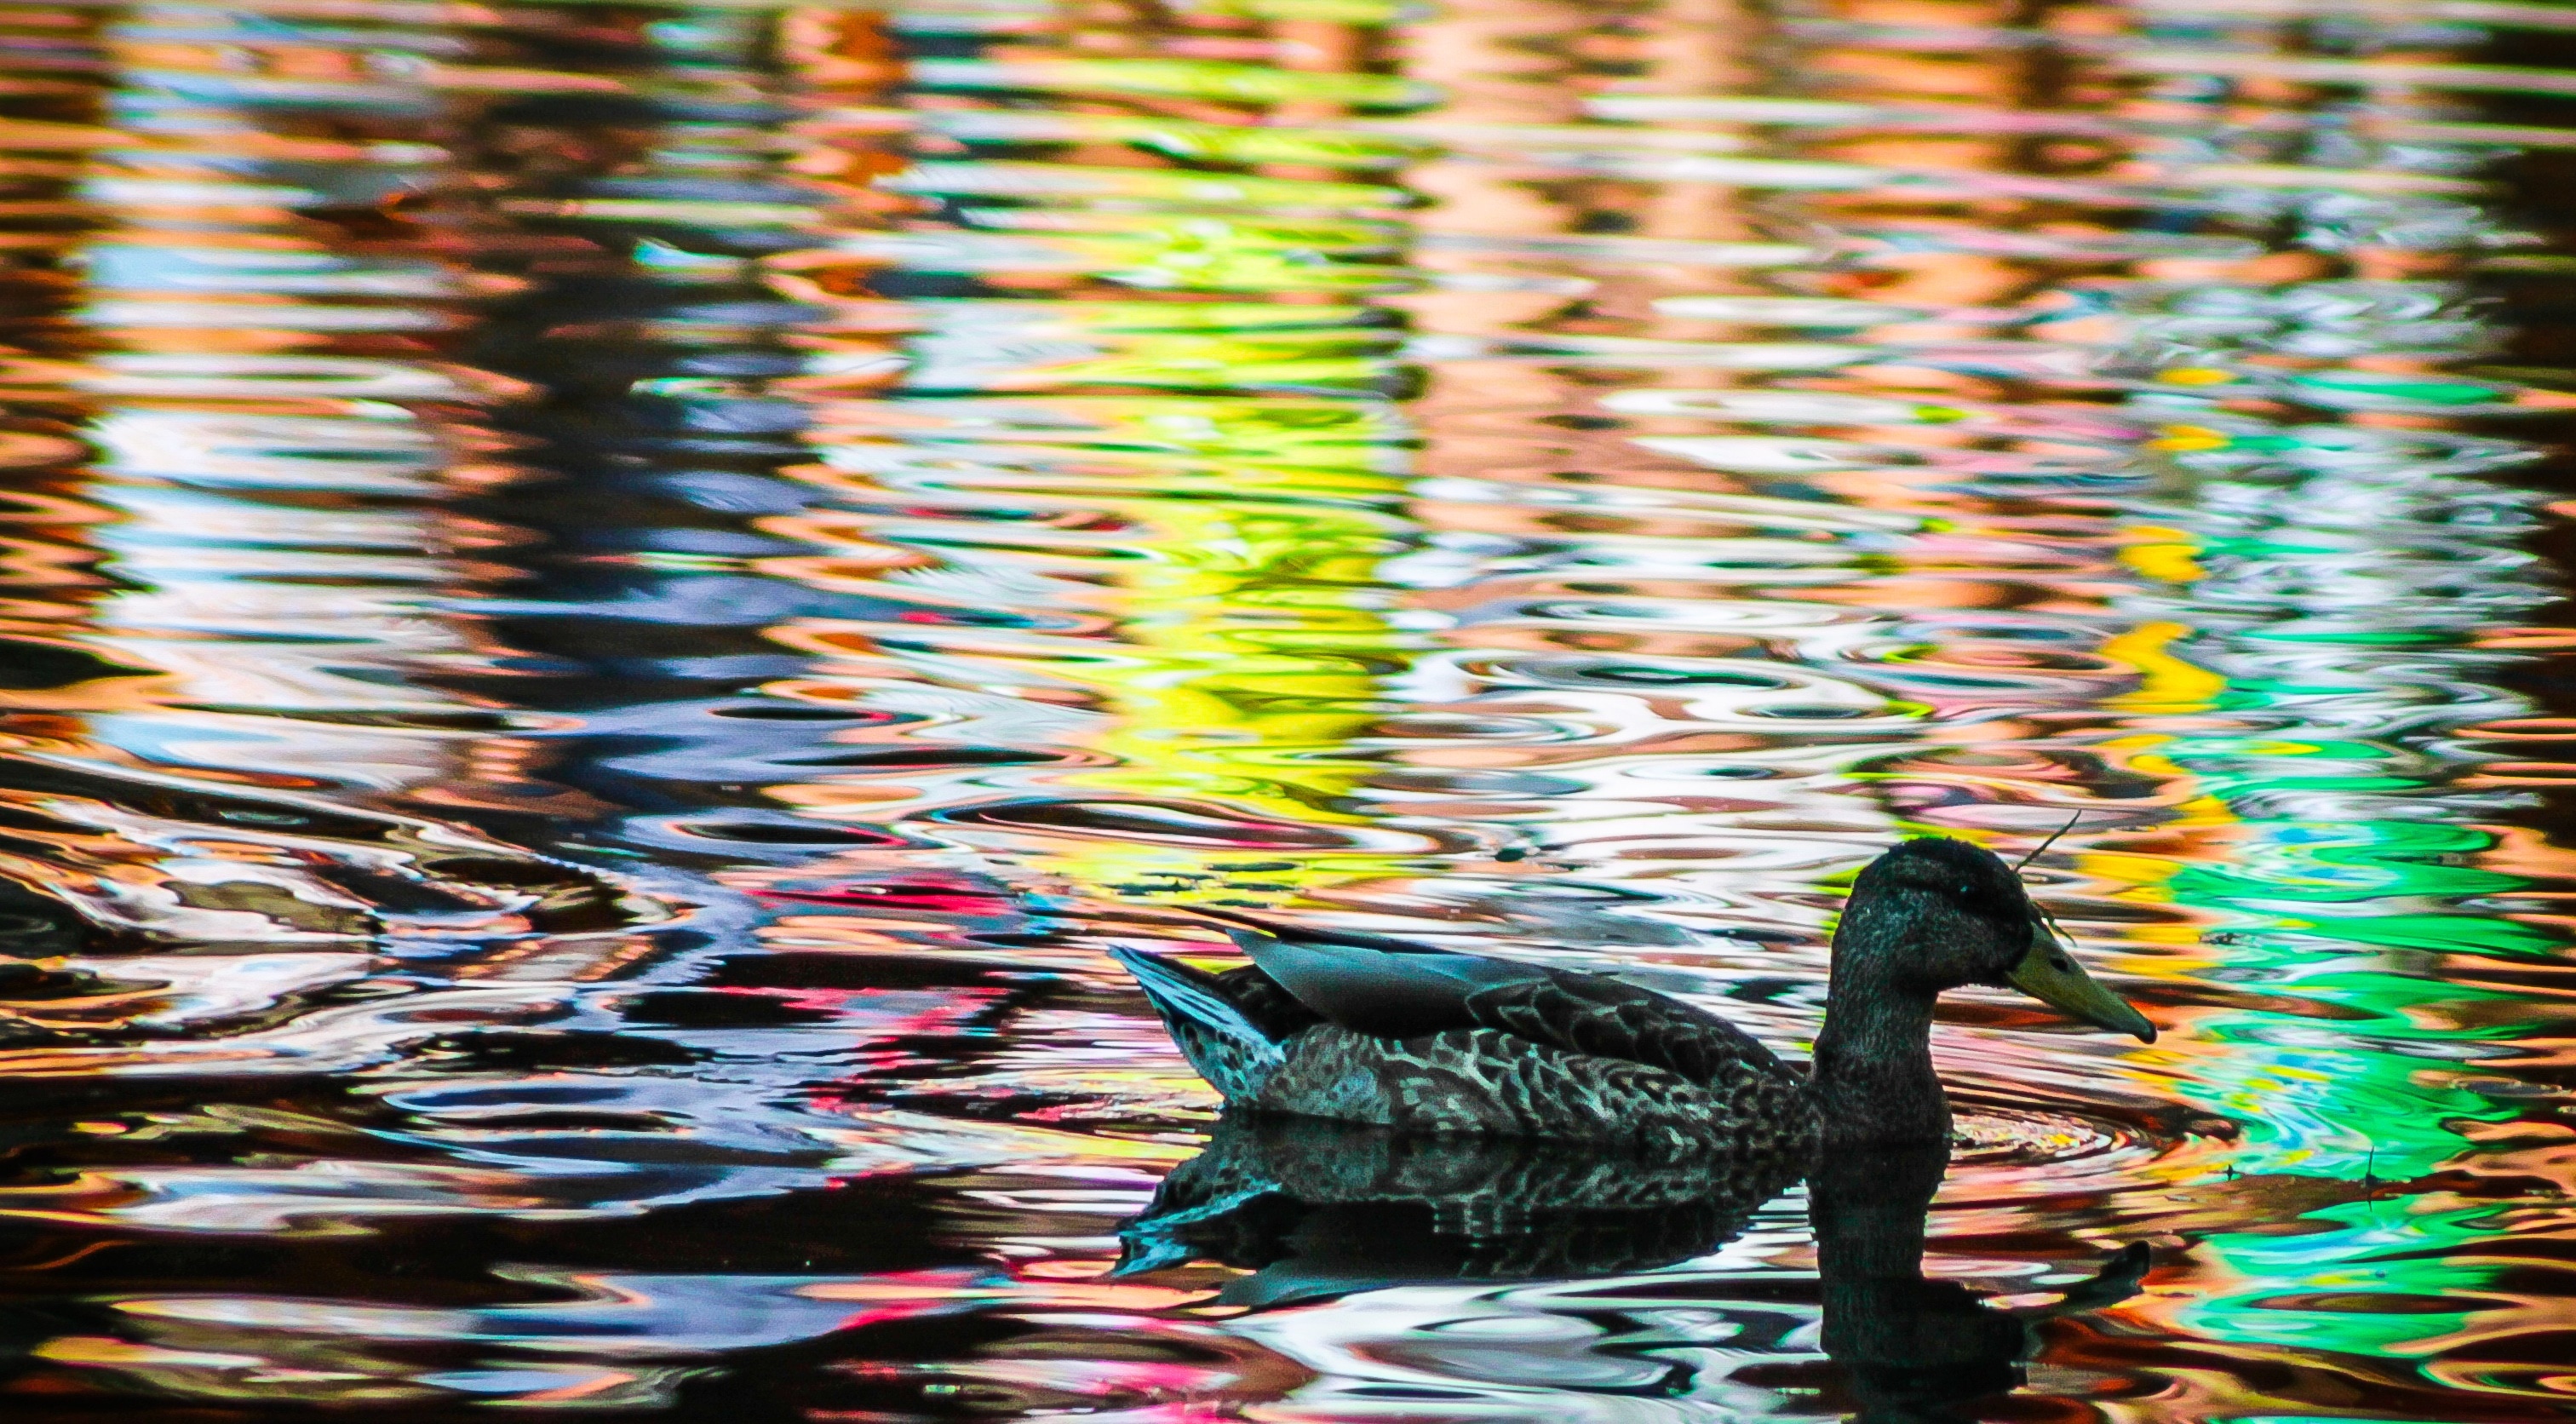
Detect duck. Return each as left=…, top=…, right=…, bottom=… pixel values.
left=1109, top=836, right=2155, bottom=1152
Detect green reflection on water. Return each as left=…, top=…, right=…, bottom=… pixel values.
left=2108, top=516, right=2557, bottom=1380
left=2181, top=1197, right=2515, bottom=1359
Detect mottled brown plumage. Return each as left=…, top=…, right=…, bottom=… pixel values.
left=1254, top=1023, right=1810, bottom=1156
left=1461, top=967, right=1793, bottom=1088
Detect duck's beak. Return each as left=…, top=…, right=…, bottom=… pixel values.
left=2007, top=918, right=2156, bottom=1043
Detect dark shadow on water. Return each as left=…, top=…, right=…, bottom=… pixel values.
left=1116, top=1113, right=1806, bottom=1302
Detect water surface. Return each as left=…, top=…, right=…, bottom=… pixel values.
left=0, top=0, right=2573, bottom=1415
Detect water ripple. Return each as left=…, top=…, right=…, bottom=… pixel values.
left=0, top=0, right=2567, bottom=1415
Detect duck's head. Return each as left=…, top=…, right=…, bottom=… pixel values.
left=1841, top=837, right=2154, bottom=1043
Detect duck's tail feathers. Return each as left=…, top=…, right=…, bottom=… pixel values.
left=1110, top=946, right=1288, bottom=1104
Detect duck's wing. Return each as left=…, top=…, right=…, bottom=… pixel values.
left=1199, top=909, right=1793, bottom=1088
left=1209, top=961, right=1324, bottom=1040
left=1196, top=908, right=1539, bottom=1038
left=1463, top=968, right=1795, bottom=1088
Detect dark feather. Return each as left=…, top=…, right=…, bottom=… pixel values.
left=1462, top=968, right=1793, bottom=1088
left=1210, top=962, right=1323, bottom=1039
left=1109, top=947, right=1316, bottom=1042
left=1107, top=948, right=1288, bottom=1102
left=1227, top=924, right=1540, bottom=1039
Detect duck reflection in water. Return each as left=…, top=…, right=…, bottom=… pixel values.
left=1110, top=836, right=2158, bottom=1416
left=1119, top=1119, right=2149, bottom=1421
left=1810, top=1145, right=2149, bottom=1421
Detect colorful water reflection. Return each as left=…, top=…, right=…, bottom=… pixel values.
left=0, top=0, right=2567, bottom=1415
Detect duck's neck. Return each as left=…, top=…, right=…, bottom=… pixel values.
left=1810, top=956, right=1951, bottom=1146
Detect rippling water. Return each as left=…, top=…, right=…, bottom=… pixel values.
left=0, top=0, right=2573, bottom=1415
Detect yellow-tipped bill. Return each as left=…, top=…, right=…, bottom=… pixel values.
left=2006, top=922, right=2155, bottom=1043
